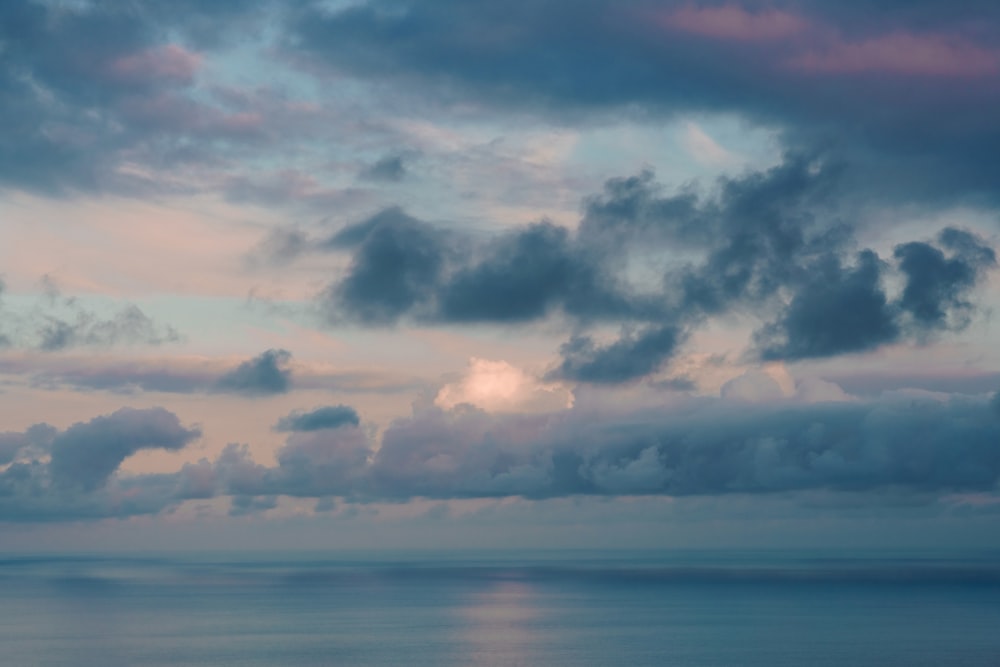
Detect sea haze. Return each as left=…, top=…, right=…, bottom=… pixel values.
left=1, top=550, right=998, bottom=667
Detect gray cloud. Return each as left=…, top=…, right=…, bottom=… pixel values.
left=323, top=208, right=452, bottom=325
left=48, top=407, right=201, bottom=491
left=755, top=251, right=898, bottom=360
left=895, top=228, right=998, bottom=332
left=360, top=154, right=408, bottom=183
left=274, top=405, right=361, bottom=432
left=290, top=0, right=1000, bottom=207
left=822, top=371, right=1000, bottom=397
left=0, top=352, right=424, bottom=397
left=0, top=424, right=56, bottom=466
left=212, top=349, right=293, bottom=396
left=0, top=1, right=323, bottom=196
left=0, top=407, right=200, bottom=520
left=0, top=278, right=182, bottom=352
left=316, top=158, right=996, bottom=380
left=35, top=304, right=182, bottom=351
left=4, top=391, right=999, bottom=522
left=553, top=325, right=684, bottom=384
left=245, top=393, right=1000, bottom=501
left=758, top=229, right=996, bottom=360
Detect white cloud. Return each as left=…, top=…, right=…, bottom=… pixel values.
left=435, top=357, right=573, bottom=412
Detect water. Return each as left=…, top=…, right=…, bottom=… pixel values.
left=1, top=550, right=998, bottom=666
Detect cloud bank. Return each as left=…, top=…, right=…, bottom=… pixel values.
left=3, top=392, right=998, bottom=521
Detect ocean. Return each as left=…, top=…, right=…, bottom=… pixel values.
left=1, top=550, right=998, bottom=666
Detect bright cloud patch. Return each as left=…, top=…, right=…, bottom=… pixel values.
left=435, top=358, right=572, bottom=412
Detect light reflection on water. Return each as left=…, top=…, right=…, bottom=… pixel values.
left=458, top=579, right=545, bottom=666
left=0, top=551, right=999, bottom=666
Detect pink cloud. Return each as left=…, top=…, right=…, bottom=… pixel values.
left=789, top=32, right=1000, bottom=77
left=661, top=4, right=807, bottom=42
left=108, top=44, right=202, bottom=85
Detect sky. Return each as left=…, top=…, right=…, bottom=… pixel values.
left=1, top=0, right=1000, bottom=552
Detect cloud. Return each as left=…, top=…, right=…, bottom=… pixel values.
left=435, top=358, right=572, bottom=412
left=48, top=407, right=201, bottom=491
left=359, top=154, right=408, bottom=182
left=35, top=304, right=182, bottom=351
left=438, top=221, right=613, bottom=324
left=720, top=369, right=789, bottom=403
left=4, top=389, right=999, bottom=522
left=290, top=0, right=1000, bottom=205
left=789, top=31, right=1000, bottom=77
left=755, top=251, right=898, bottom=360
left=162, top=392, right=1000, bottom=505
left=894, top=228, right=997, bottom=332
left=0, top=1, right=324, bottom=196
left=323, top=208, right=451, bottom=325
left=105, top=44, right=202, bottom=86
left=757, top=228, right=996, bottom=359
left=822, top=370, right=1000, bottom=397
left=316, top=158, right=997, bottom=381
left=274, top=405, right=361, bottom=432
left=0, top=424, right=56, bottom=466
left=553, top=326, right=684, bottom=384
left=0, top=279, right=182, bottom=352
left=212, top=349, right=293, bottom=396
left=0, top=352, right=423, bottom=397
left=661, top=5, right=809, bottom=42
left=0, top=407, right=200, bottom=520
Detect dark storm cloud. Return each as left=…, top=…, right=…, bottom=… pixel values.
left=274, top=405, right=360, bottom=432
left=553, top=326, right=683, bottom=384
left=325, top=155, right=841, bottom=330
left=323, top=208, right=451, bottom=325
left=212, top=349, right=293, bottom=396
left=319, top=158, right=997, bottom=380
left=755, top=251, right=898, bottom=360
left=895, top=228, right=997, bottom=331
left=439, top=222, right=616, bottom=324
left=290, top=0, right=1000, bottom=206
left=758, top=229, right=996, bottom=360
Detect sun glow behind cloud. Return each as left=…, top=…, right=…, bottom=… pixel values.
left=435, top=358, right=573, bottom=412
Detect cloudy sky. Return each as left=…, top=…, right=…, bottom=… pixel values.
left=2, top=0, right=1000, bottom=551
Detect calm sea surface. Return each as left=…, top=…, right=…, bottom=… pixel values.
left=1, top=550, right=998, bottom=666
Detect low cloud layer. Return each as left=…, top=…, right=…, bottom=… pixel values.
left=0, top=349, right=297, bottom=397
left=3, top=392, right=999, bottom=521
left=0, top=407, right=200, bottom=520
